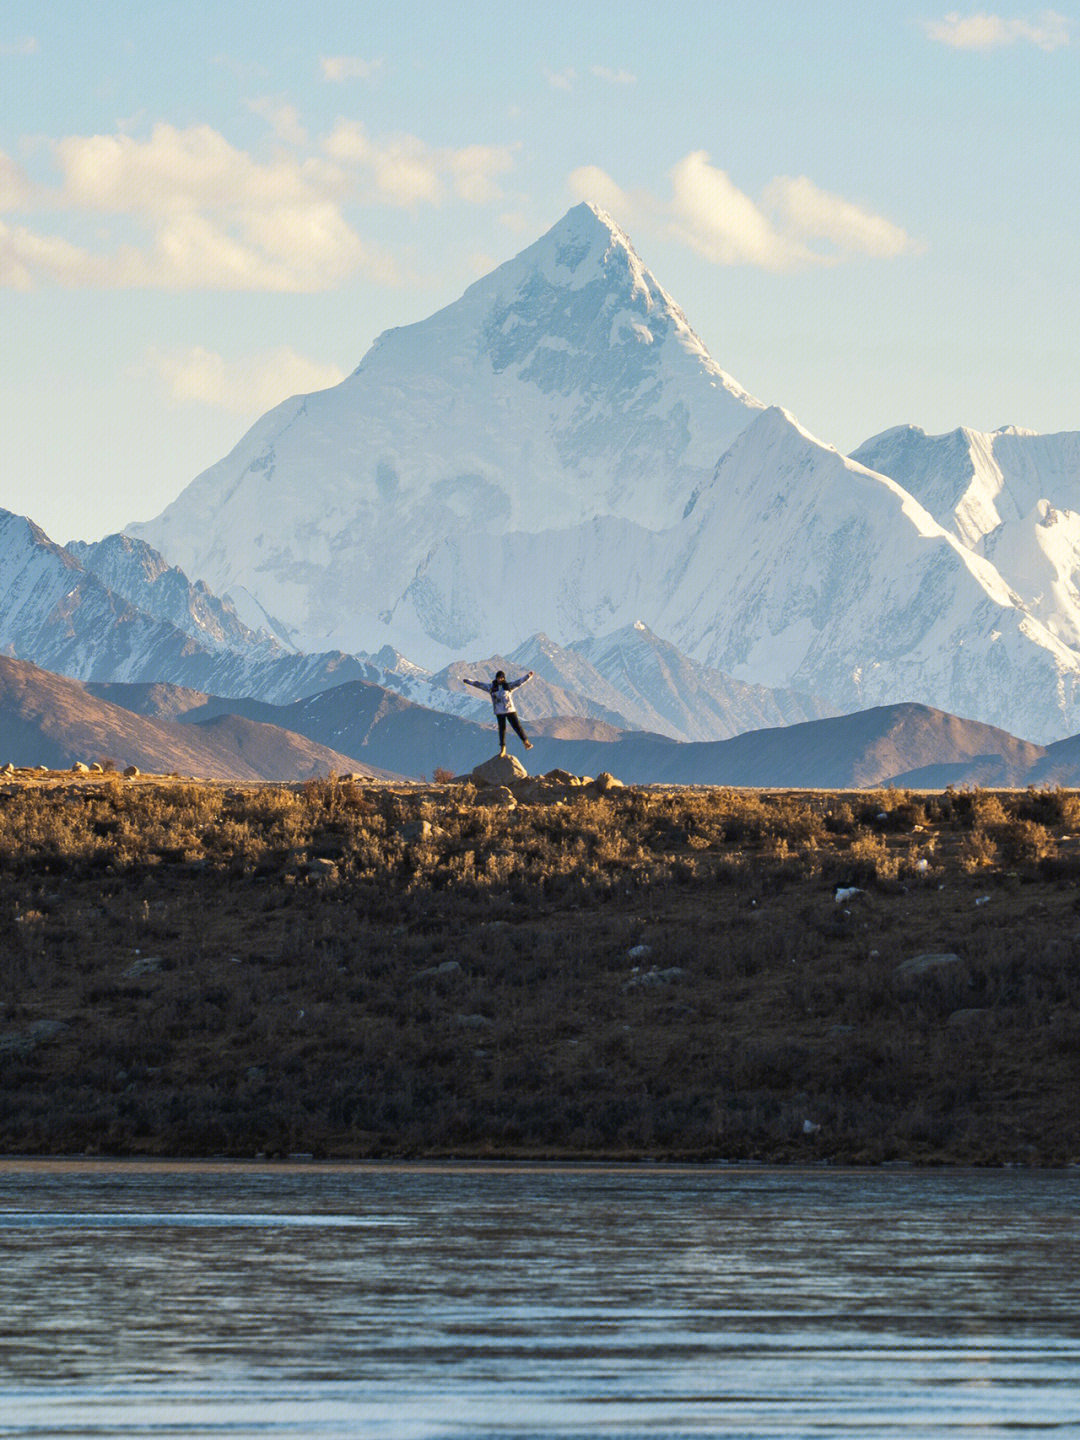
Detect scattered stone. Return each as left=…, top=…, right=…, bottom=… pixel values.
left=414, top=960, right=463, bottom=982
left=398, top=819, right=433, bottom=843
left=975, top=895, right=992, bottom=906
left=895, top=952, right=963, bottom=979
left=802, top=1119, right=822, bottom=1134
left=624, top=966, right=685, bottom=990
left=71, top=761, right=89, bottom=773
left=305, top=858, right=339, bottom=880
left=89, top=762, right=103, bottom=773
left=544, top=768, right=586, bottom=787
left=123, top=956, right=165, bottom=978
left=474, top=785, right=517, bottom=809
left=627, top=944, right=652, bottom=960
left=591, top=771, right=623, bottom=793
left=835, top=886, right=864, bottom=902
left=472, top=753, right=528, bottom=787
left=454, top=1013, right=493, bottom=1030
left=123, top=765, right=139, bottom=778
left=27, top=1019, right=67, bottom=1043
left=0, top=1019, right=67, bottom=1058
left=1, top=763, right=14, bottom=775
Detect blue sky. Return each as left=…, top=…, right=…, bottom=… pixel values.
left=2, top=1, right=1077, bottom=541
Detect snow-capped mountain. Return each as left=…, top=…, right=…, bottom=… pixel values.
left=80, top=201, right=1080, bottom=742
left=66, top=532, right=286, bottom=657
left=0, top=506, right=432, bottom=706
left=397, top=407, right=1080, bottom=740
left=534, top=623, right=835, bottom=740
left=852, top=424, right=1080, bottom=649
left=127, top=202, right=763, bottom=657
left=11, top=505, right=826, bottom=741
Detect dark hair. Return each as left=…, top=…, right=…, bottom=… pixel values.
left=495, top=670, right=506, bottom=682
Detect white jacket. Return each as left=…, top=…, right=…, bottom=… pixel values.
left=463, top=674, right=532, bottom=715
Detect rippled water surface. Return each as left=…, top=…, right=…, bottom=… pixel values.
left=1, top=1162, right=1078, bottom=1438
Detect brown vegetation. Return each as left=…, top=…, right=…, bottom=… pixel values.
left=2, top=772, right=1079, bottom=1164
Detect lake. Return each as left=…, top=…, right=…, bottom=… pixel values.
left=1, top=1162, right=1078, bottom=1438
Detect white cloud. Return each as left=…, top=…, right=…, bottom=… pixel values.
left=446, top=144, right=515, bottom=204
left=0, top=116, right=514, bottom=290
left=320, top=54, right=382, bottom=82
left=0, top=36, right=37, bottom=56
left=544, top=67, right=577, bottom=90
left=147, top=345, right=346, bottom=415
left=51, top=123, right=342, bottom=215
left=568, top=152, right=920, bottom=272
left=568, top=165, right=636, bottom=221
left=668, top=152, right=814, bottom=270
left=0, top=150, right=36, bottom=209
left=763, top=175, right=920, bottom=260
left=325, top=120, right=515, bottom=207
left=591, top=65, right=637, bottom=84
left=923, top=9, right=1071, bottom=50
left=246, top=97, right=308, bottom=148
left=0, top=122, right=399, bottom=290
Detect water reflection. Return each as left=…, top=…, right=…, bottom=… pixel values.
left=1, top=1163, right=1078, bottom=1437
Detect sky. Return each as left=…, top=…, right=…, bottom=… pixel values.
left=2, top=0, right=1078, bottom=543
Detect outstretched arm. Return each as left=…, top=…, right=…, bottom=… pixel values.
left=505, top=671, right=535, bottom=691
left=462, top=678, right=489, bottom=692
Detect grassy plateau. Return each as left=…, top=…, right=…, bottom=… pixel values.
left=2, top=770, right=1079, bottom=1165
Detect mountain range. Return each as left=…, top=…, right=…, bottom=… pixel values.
left=3, top=200, right=1080, bottom=774
left=117, top=202, right=1080, bottom=743
left=6, top=651, right=1080, bottom=790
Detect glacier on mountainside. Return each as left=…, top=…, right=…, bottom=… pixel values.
left=853, top=424, right=1080, bottom=650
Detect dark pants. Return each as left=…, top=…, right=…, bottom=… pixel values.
left=497, top=711, right=528, bottom=747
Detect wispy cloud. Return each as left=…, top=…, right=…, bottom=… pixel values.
left=923, top=9, right=1071, bottom=50
left=591, top=65, right=637, bottom=84
left=325, top=121, right=515, bottom=207
left=762, top=175, right=916, bottom=260
left=246, top=97, right=308, bottom=148
left=569, top=152, right=922, bottom=271
left=0, top=35, right=37, bottom=56
left=0, top=114, right=515, bottom=291
left=544, top=67, right=577, bottom=90
left=567, top=166, right=635, bottom=220
left=146, top=345, right=345, bottom=415
left=320, top=54, right=382, bottom=82
left=0, top=122, right=398, bottom=291
left=0, top=150, right=36, bottom=209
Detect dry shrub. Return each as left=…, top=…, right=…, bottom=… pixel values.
left=958, top=824, right=999, bottom=872
left=1016, top=786, right=1080, bottom=829
left=844, top=830, right=897, bottom=882
left=997, top=819, right=1055, bottom=866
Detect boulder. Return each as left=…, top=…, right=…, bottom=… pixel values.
left=414, top=960, right=463, bottom=982
left=591, top=771, right=623, bottom=793
left=475, top=785, right=517, bottom=809
left=71, top=761, right=89, bottom=773
left=123, top=956, right=165, bottom=978
left=472, top=753, right=528, bottom=787
left=895, top=952, right=963, bottom=979
left=544, top=768, right=586, bottom=786
left=124, top=765, right=140, bottom=778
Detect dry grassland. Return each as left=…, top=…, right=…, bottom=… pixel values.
left=2, top=771, right=1079, bottom=1164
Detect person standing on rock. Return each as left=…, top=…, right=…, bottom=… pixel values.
left=462, top=669, right=535, bottom=756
